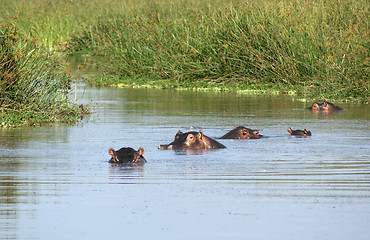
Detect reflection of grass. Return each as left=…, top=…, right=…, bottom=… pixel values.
left=103, top=77, right=284, bottom=95
left=1, top=0, right=369, bottom=103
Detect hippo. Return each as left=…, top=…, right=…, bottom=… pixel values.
left=306, top=100, right=343, bottom=112
left=320, top=100, right=344, bottom=112
left=306, top=102, right=321, bottom=112
left=158, top=130, right=226, bottom=150
left=287, top=127, right=312, bottom=137
left=220, top=126, right=262, bottom=139
left=108, top=147, right=146, bottom=164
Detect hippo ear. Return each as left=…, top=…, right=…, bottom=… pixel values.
left=253, top=130, right=259, bottom=136
left=137, top=147, right=144, bottom=156
left=108, top=148, right=115, bottom=156
left=233, top=126, right=237, bottom=129
left=242, top=129, right=248, bottom=135
left=287, top=128, right=293, bottom=134
left=175, top=130, right=183, bottom=139
left=108, top=148, right=117, bottom=162
left=197, top=131, right=203, bottom=139
left=303, top=129, right=308, bottom=134
left=323, top=100, right=328, bottom=107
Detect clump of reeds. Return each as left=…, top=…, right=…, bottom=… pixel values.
left=0, top=17, right=87, bottom=127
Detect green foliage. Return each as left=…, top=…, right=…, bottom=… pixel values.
left=0, top=17, right=88, bottom=128
left=1, top=0, right=368, bottom=103
left=67, top=0, right=369, bottom=102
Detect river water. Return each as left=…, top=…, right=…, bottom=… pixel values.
left=0, top=84, right=369, bottom=240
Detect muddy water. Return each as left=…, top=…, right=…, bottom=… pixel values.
left=0, top=85, right=369, bottom=240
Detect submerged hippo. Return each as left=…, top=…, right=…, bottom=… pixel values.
left=306, top=100, right=343, bottom=112
left=287, top=127, right=312, bottom=137
left=220, top=126, right=261, bottom=139
left=108, top=147, right=146, bottom=164
left=158, top=130, right=226, bottom=150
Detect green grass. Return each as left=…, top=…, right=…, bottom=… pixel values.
left=68, top=0, right=369, bottom=102
left=1, top=0, right=369, bottom=104
left=0, top=15, right=88, bottom=128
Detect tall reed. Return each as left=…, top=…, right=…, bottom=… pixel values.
left=0, top=17, right=86, bottom=127
left=68, top=0, right=369, bottom=102
left=1, top=0, right=368, bottom=103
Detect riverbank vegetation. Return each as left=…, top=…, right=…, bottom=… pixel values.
left=0, top=6, right=88, bottom=128
left=68, top=0, right=368, bottom=103
left=1, top=0, right=368, bottom=115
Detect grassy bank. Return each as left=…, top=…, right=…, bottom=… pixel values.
left=2, top=0, right=369, bottom=104
left=64, top=0, right=369, bottom=103
left=0, top=15, right=88, bottom=128
left=81, top=0, right=370, bottom=102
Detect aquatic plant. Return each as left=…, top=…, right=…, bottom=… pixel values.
left=0, top=18, right=87, bottom=128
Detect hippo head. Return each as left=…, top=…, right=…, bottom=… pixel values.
left=220, top=126, right=261, bottom=139
left=108, top=147, right=146, bottom=163
left=321, top=100, right=343, bottom=112
left=169, top=130, right=205, bottom=150
left=183, top=131, right=204, bottom=148
left=307, top=100, right=343, bottom=113
left=159, top=130, right=225, bottom=150
left=302, top=129, right=312, bottom=136
left=287, top=127, right=312, bottom=137
left=321, top=100, right=331, bottom=112
left=310, top=102, right=321, bottom=112
left=236, top=126, right=261, bottom=139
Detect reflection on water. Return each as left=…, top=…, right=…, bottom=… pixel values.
left=0, top=86, right=369, bottom=240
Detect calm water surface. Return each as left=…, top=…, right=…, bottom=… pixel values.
left=1, top=85, right=369, bottom=240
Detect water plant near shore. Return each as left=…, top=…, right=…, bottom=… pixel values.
left=0, top=18, right=88, bottom=128
left=1, top=0, right=368, bottom=103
